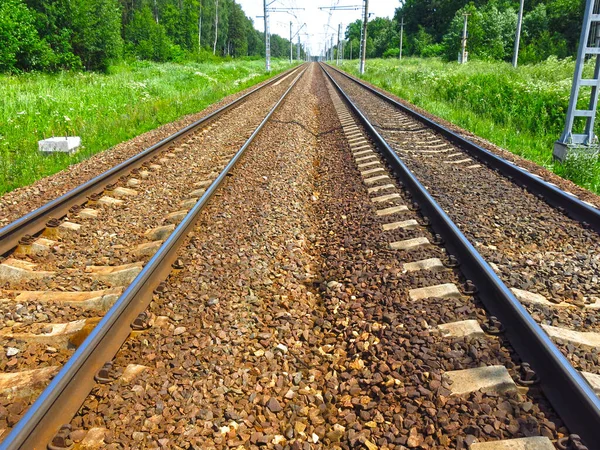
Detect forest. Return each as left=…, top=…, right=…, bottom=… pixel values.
left=1, top=0, right=588, bottom=73
left=0, top=0, right=303, bottom=73
left=340, top=0, right=585, bottom=63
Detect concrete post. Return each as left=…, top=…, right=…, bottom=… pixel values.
left=359, top=0, right=369, bottom=74
left=512, top=0, right=525, bottom=68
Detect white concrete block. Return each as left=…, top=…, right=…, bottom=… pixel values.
left=38, top=137, right=81, bottom=154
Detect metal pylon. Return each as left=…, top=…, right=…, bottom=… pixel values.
left=265, top=13, right=271, bottom=71
left=358, top=1, right=365, bottom=64
left=554, top=0, right=600, bottom=160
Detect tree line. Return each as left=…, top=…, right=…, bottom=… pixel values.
left=339, top=0, right=584, bottom=63
left=0, top=0, right=304, bottom=73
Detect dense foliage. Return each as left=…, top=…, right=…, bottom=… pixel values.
left=1, top=0, right=303, bottom=73
left=339, top=0, right=584, bottom=63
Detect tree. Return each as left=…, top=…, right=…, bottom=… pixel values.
left=71, top=0, right=123, bottom=71
left=228, top=2, right=248, bottom=56
left=442, top=2, right=517, bottom=61
left=125, top=5, right=177, bottom=61
left=0, top=0, right=54, bottom=72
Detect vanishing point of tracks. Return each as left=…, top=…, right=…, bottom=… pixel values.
left=0, top=62, right=599, bottom=449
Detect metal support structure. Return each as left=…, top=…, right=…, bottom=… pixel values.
left=297, top=34, right=301, bottom=60
left=359, top=0, right=369, bottom=74
left=399, top=17, right=404, bottom=60
left=260, top=3, right=303, bottom=71
left=264, top=0, right=270, bottom=71
left=512, top=0, right=525, bottom=68
left=337, top=23, right=341, bottom=66
left=290, top=23, right=306, bottom=62
left=459, top=13, right=469, bottom=64
left=554, top=0, right=600, bottom=160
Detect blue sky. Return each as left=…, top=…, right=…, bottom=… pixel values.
left=236, top=0, right=400, bottom=57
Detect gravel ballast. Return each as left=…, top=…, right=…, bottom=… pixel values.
left=46, top=65, right=568, bottom=449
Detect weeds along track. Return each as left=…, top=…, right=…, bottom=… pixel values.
left=322, top=62, right=600, bottom=448
left=0, top=64, right=306, bottom=448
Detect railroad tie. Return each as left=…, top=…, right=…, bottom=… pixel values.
left=367, top=184, right=395, bottom=194
left=408, top=283, right=460, bottom=300
left=361, top=167, right=385, bottom=177
left=469, top=437, right=555, bottom=450
left=370, top=193, right=401, bottom=203
left=357, top=160, right=380, bottom=169
left=355, top=154, right=379, bottom=163
left=382, top=219, right=419, bottom=231
left=442, top=366, right=517, bottom=396
left=444, top=158, right=472, bottom=165
left=438, top=320, right=485, bottom=338
left=375, top=205, right=408, bottom=216
left=389, top=236, right=431, bottom=251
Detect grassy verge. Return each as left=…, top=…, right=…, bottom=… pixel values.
left=0, top=58, right=296, bottom=194
left=340, top=57, right=600, bottom=194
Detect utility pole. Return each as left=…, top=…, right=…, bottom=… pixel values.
left=399, top=17, right=404, bottom=60
left=264, top=0, right=270, bottom=71
left=512, top=0, right=525, bottom=68
left=297, top=34, right=301, bottom=60
left=290, top=23, right=306, bottom=62
left=337, top=23, right=341, bottom=65
left=198, top=0, right=202, bottom=50
left=153, top=0, right=159, bottom=23
left=554, top=0, right=600, bottom=160
left=213, top=0, right=219, bottom=55
left=260, top=4, right=303, bottom=71
left=359, top=0, right=369, bottom=74
left=459, top=13, right=470, bottom=64
left=319, top=5, right=362, bottom=64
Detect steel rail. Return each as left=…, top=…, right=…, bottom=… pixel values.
left=320, top=62, right=600, bottom=449
left=0, top=64, right=305, bottom=257
left=0, top=65, right=307, bottom=450
left=324, top=63, right=600, bottom=233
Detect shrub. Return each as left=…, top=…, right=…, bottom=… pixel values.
left=383, top=48, right=400, bottom=58
left=0, top=0, right=55, bottom=72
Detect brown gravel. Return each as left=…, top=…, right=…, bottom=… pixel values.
left=0, top=68, right=304, bottom=438
left=325, top=65, right=600, bottom=376
left=52, top=64, right=567, bottom=449
left=0, top=66, right=300, bottom=227
left=334, top=67, right=600, bottom=207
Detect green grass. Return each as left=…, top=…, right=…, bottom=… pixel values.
left=0, top=58, right=296, bottom=195
left=340, top=57, right=600, bottom=194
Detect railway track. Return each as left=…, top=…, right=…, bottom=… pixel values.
left=321, top=62, right=600, bottom=448
left=0, top=64, right=307, bottom=449
left=0, top=62, right=599, bottom=449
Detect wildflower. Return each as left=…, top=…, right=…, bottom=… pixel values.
left=64, top=116, right=71, bottom=122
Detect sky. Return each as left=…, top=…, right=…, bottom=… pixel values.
left=236, top=0, right=400, bottom=58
